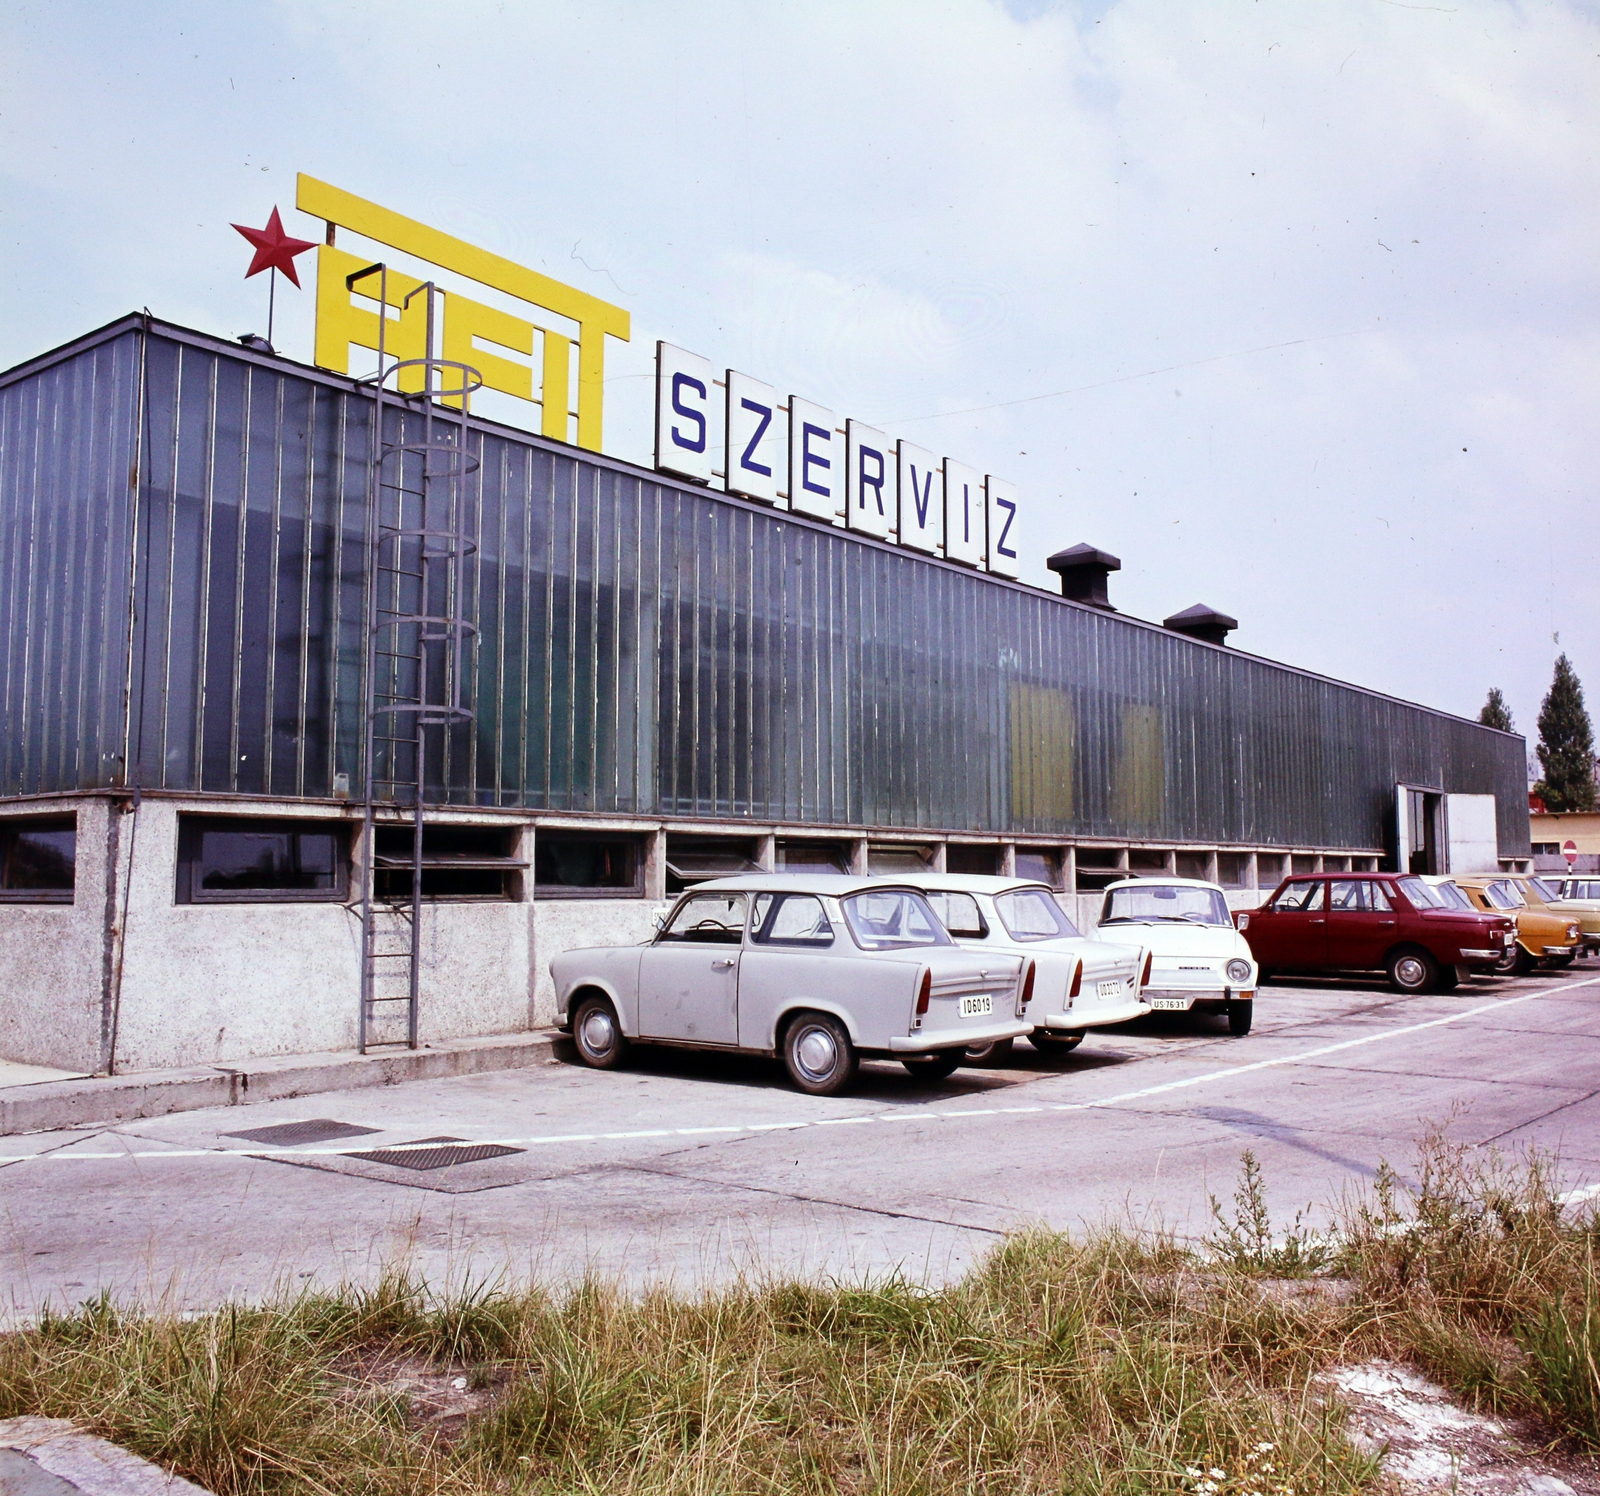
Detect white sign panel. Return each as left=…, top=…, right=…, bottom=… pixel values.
left=725, top=370, right=782, bottom=506
left=943, top=458, right=986, bottom=568
left=789, top=397, right=840, bottom=523
left=897, top=440, right=943, bottom=555
left=985, top=475, right=1020, bottom=578
left=654, top=342, right=714, bottom=484
left=846, top=421, right=896, bottom=540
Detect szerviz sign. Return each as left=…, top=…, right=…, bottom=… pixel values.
left=653, top=342, right=1020, bottom=578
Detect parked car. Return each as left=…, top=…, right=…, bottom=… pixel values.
left=551, top=875, right=1030, bottom=1096
left=880, top=874, right=1148, bottom=1059
left=1098, top=878, right=1258, bottom=1035
left=1451, top=875, right=1583, bottom=974
left=1543, top=876, right=1600, bottom=955
left=1236, top=873, right=1516, bottom=993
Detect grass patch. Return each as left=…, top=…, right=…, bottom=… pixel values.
left=1, top=1135, right=1594, bottom=1494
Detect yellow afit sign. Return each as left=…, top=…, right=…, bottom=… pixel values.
left=296, top=175, right=629, bottom=452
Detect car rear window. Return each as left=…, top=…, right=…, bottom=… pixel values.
left=994, top=888, right=1080, bottom=941
left=1396, top=876, right=1450, bottom=910
left=923, top=891, right=986, bottom=938
left=841, top=889, right=952, bottom=950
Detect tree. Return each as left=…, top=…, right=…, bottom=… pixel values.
left=1532, top=655, right=1598, bottom=812
left=1478, top=688, right=1514, bottom=733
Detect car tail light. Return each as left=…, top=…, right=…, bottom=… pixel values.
left=915, top=968, right=931, bottom=1016
left=1069, top=961, right=1083, bottom=999
left=1020, top=960, right=1036, bottom=1007
left=1141, top=951, right=1153, bottom=987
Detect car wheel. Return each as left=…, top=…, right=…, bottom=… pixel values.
left=1028, top=1029, right=1085, bottom=1054
left=571, top=994, right=629, bottom=1069
left=902, top=1052, right=963, bottom=1081
left=1387, top=948, right=1438, bottom=995
left=963, top=1036, right=1014, bottom=1064
left=782, top=1013, right=858, bottom=1096
left=1227, top=1001, right=1253, bottom=1037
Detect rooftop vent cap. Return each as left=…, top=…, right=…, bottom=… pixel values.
left=1163, top=603, right=1238, bottom=646
left=237, top=333, right=275, bottom=354
left=1046, top=543, right=1121, bottom=610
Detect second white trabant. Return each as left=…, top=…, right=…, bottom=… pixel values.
left=879, top=874, right=1149, bottom=1058
left=551, top=875, right=1031, bottom=1095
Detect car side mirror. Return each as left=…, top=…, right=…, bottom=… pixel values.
left=651, top=910, right=668, bottom=932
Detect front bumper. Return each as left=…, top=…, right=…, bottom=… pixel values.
left=1041, top=999, right=1148, bottom=1029
left=1141, top=987, right=1253, bottom=1012
left=888, top=1019, right=1030, bottom=1053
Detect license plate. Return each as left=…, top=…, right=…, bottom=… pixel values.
left=1097, top=980, right=1123, bottom=998
left=1149, top=996, right=1192, bottom=1011
left=959, top=993, right=993, bottom=1018
left=1503, top=933, right=1515, bottom=945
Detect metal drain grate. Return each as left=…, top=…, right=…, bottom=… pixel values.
left=225, top=1118, right=383, bottom=1147
left=348, top=1136, right=525, bottom=1171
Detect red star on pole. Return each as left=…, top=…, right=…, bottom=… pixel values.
left=231, top=207, right=317, bottom=288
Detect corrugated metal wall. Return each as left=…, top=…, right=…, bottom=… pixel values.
left=0, top=322, right=1531, bottom=855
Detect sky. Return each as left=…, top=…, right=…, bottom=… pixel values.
left=2, top=0, right=1596, bottom=749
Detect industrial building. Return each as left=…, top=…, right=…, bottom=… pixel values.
left=0, top=314, right=1529, bottom=1074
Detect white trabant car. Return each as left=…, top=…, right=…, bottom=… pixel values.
left=881, top=874, right=1150, bottom=1059
left=551, top=875, right=1031, bottom=1096
left=1098, top=877, right=1258, bottom=1036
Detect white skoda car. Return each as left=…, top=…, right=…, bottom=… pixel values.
left=882, top=874, right=1150, bottom=1059
left=551, top=875, right=1030, bottom=1096
left=1098, top=877, right=1258, bottom=1035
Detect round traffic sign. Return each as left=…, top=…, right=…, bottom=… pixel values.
left=1564, top=839, right=1578, bottom=868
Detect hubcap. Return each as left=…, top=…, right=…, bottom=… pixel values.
left=581, top=1007, right=615, bottom=1054
left=795, top=1026, right=837, bottom=1080
left=1396, top=956, right=1425, bottom=987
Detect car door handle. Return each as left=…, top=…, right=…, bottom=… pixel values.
left=1377, top=919, right=1395, bottom=926
left=710, top=958, right=736, bottom=969
left=1309, top=918, right=1325, bottom=925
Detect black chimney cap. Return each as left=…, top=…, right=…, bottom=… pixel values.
left=1046, top=543, right=1121, bottom=610
left=1163, top=603, right=1238, bottom=646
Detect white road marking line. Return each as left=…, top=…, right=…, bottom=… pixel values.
left=2, top=977, right=1596, bottom=1168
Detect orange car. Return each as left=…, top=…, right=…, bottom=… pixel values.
left=1452, top=876, right=1583, bottom=974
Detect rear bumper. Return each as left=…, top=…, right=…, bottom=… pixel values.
left=887, top=1019, right=1030, bottom=1053
left=1042, top=1000, right=1148, bottom=1029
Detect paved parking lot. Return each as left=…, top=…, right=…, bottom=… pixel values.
left=3, top=966, right=1598, bottom=1323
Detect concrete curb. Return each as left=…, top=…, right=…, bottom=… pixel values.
left=0, top=1031, right=561, bottom=1136
left=0, top=1418, right=213, bottom=1494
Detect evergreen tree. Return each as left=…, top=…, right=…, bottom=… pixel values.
left=1533, top=655, right=1598, bottom=812
left=1478, top=688, right=1514, bottom=733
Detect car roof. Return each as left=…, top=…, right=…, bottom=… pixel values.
left=1102, top=876, right=1225, bottom=892
left=872, top=873, right=1053, bottom=895
left=686, top=873, right=928, bottom=897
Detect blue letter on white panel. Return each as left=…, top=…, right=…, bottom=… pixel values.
left=654, top=342, right=714, bottom=484
left=985, top=476, right=1020, bottom=578
left=943, top=458, right=986, bottom=568
left=725, top=370, right=783, bottom=506
left=896, top=440, right=943, bottom=555
left=788, top=397, right=840, bottom=523
left=846, top=421, right=896, bottom=540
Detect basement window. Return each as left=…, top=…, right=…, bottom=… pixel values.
left=776, top=839, right=851, bottom=875
left=375, top=824, right=527, bottom=902
left=867, top=843, right=934, bottom=875
left=0, top=815, right=76, bottom=904
left=945, top=844, right=1000, bottom=876
left=1014, top=848, right=1063, bottom=888
left=533, top=832, right=642, bottom=898
left=665, top=835, right=762, bottom=894
left=177, top=816, right=348, bottom=903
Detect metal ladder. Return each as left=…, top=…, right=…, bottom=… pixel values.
left=349, top=265, right=482, bottom=1052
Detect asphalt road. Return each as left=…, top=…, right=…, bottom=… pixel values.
left=3, top=966, right=1598, bottom=1323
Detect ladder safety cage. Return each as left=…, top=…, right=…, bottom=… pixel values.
left=348, top=263, right=484, bottom=1053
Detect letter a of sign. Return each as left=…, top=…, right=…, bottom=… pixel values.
left=846, top=421, right=896, bottom=541
left=725, top=370, right=783, bottom=506
left=655, top=343, right=714, bottom=483
left=943, top=458, right=986, bottom=569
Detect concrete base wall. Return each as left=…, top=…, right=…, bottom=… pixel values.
left=531, top=898, right=662, bottom=1024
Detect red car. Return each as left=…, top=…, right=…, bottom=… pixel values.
left=1236, top=873, right=1516, bottom=994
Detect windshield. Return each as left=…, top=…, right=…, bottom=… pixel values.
left=1530, top=878, right=1563, bottom=903
left=1396, top=876, right=1450, bottom=910
left=1431, top=881, right=1474, bottom=911
left=995, top=887, right=1080, bottom=941
left=1485, top=881, right=1526, bottom=910
left=1103, top=883, right=1231, bottom=926
left=841, top=889, right=952, bottom=950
